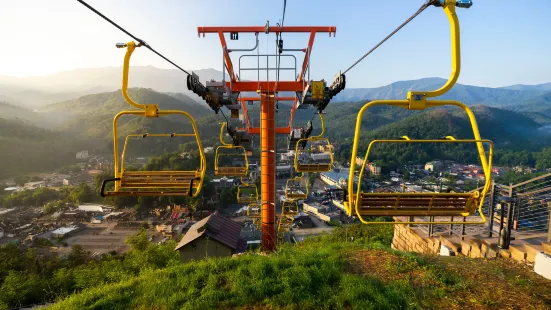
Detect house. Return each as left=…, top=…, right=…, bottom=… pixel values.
left=174, top=212, right=246, bottom=263
left=369, top=163, right=382, bottom=175
left=76, top=150, right=89, bottom=160
left=51, top=225, right=82, bottom=238
left=425, top=161, right=442, bottom=172
left=24, top=181, right=46, bottom=190
left=78, top=204, right=104, bottom=213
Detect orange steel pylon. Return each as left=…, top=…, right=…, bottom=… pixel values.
left=197, top=25, right=336, bottom=251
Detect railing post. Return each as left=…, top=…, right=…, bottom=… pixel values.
left=547, top=202, right=551, bottom=243
left=461, top=216, right=466, bottom=241
left=449, top=216, right=454, bottom=236
left=498, top=196, right=515, bottom=249
left=487, top=180, right=495, bottom=237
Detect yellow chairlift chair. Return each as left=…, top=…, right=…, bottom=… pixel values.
left=238, top=177, right=258, bottom=204
left=101, top=41, right=206, bottom=197
left=247, top=203, right=262, bottom=228
left=277, top=199, right=300, bottom=243
left=294, top=113, right=334, bottom=173
left=214, top=122, right=249, bottom=177
left=285, top=173, right=309, bottom=200
left=345, top=0, right=494, bottom=225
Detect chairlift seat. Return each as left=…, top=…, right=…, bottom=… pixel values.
left=352, top=192, right=478, bottom=217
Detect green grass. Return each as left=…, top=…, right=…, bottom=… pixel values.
left=48, top=225, right=551, bottom=310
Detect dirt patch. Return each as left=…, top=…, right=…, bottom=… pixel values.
left=346, top=249, right=551, bottom=310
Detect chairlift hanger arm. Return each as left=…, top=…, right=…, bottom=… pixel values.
left=117, top=42, right=158, bottom=116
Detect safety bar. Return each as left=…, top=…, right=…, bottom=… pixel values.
left=100, top=178, right=120, bottom=197
left=112, top=110, right=206, bottom=197
left=285, top=176, right=309, bottom=199
left=350, top=137, right=493, bottom=225
left=214, top=145, right=249, bottom=176
left=120, top=133, right=196, bottom=173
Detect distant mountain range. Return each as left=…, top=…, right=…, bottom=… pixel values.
left=1, top=66, right=550, bottom=111
left=332, top=77, right=551, bottom=109
left=1, top=66, right=550, bottom=179
left=0, top=66, right=225, bottom=108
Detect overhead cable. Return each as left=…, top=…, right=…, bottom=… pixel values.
left=342, top=0, right=436, bottom=75
left=77, top=0, right=191, bottom=75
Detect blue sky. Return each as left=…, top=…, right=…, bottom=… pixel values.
left=1, top=0, right=550, bottom=88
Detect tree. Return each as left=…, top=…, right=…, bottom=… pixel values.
left=220, top=186, right=238, bottom=205
left=308, top=173, right=317, bottom=187
left=67, top=245, right=89, bottom=268
left=125, top=229, right=150, bottom=252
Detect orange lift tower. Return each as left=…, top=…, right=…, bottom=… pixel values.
left=188, top=25, right=345, bottom=251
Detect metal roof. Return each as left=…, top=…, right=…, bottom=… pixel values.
left=174, top=212, right=246, bottom=253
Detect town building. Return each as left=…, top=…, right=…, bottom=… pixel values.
left=320, top=168, right=356, bottom=188
left=368, top=163, right=381, bottom=175
left=76, top=150, right=89, bottom=160
left=51, top=225, right=81, bottom=238
left=78, top=204, right=112, bottom=213
left=211, top=177, right=239, bottom=189
left=303, top=202, right=340, bottom=223
left=24, top=181, right=46, bottom=190
left=424, top=161, right=442, bottom=172
left=174, top=212, right=246, bottom=263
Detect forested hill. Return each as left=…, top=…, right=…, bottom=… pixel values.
left=321, top=103, right=543, bottom=143
left=0, top=118, right=87, bottom=179
left=42, top=87, right=212, bottom=118
left=327, top=105, right=551, bottom=169
left=41, top=88, right=219, bottom=141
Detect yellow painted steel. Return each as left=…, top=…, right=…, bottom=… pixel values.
left=215, top=122, right=249, bottom=177
left=238, top=178, right=258, bottom=204
left=350, top=138, right=493, bottom=224
left=120, top=41, right=159, bottom=117
left=105, top=42, right=206, bottom=197
left=294, top=113, right=334, bottom=173
left=247, top=203, right=262, bottom=228
left=285, top=173, right=309, bottom=200
left=345, top=1, right=493, bottom=224
left=277, top=199, right=299, bottom=243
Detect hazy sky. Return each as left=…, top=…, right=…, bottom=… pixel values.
left=1, top=0, right=550, bottom=88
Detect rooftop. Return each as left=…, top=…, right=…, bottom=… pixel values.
left=174, top=212, right=246, bottom=253
left=0, top=208, right=16, bottom=215
left=52, top=226, right=79, bottom=235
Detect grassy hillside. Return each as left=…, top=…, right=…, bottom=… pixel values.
left=46, top=225, right=551, bottom=310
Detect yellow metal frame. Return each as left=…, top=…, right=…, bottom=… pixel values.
left=345, top=1, right=494, bottom=224
left=247, top=203, right=262, bottom=227
left=215, top=122, right=249, bottom=177
left=238, top=177, right=258, bottom=204
left=285, top=173, right=309, bottom=200
left=294, top=113, right=334, bottom=173
left=277, top=199, right=299, bottom=243
left=351, top=137, right=493, bottom=224
left=104, top=41, right=206, bottom=197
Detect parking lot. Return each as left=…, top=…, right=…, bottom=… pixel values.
left=57, top=222, right=140, bottom=257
